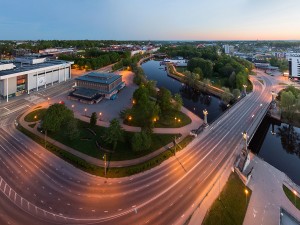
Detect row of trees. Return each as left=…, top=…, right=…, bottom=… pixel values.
left=58, top=50, right=125, bottom=70
left=269, top=57, right=289, bottom=73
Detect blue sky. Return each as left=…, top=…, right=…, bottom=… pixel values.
left=0, top=0, right=299, bottom=40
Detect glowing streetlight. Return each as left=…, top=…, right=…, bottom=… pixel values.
left=293, top=190, right=297, bottom=206
left=103, top=153, right=107, bottom=178
left=47, top=97, right=50, bottom=105
left=99, top=112, right=102, bottom=120
left=203, top=109, right=208, bottom=126
left=242, top=131, right=249, bottom=153
left=84, top=108, right=87, bottom=116
left=243, top=84, right=247, bottom=95
left=245, top=189, right=249, bottom=206
left=128, top=116, right=132, bottom=121
left=34, top=115, right=37, bottom=120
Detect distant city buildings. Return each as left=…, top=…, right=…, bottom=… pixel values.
left=0, top=57, right=73, bottom=101
left=223, top=45, right=235, bottom=54
left=287, top=53, right=300, bottom=79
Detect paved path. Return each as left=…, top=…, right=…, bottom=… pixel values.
left=19, top=101, right=202, bottom=168
left=243, top=156, right=300, bottom=225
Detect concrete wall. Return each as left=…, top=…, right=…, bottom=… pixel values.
left=3, top=77, right=17, bottom=97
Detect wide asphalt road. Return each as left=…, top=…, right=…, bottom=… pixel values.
left=0, top=72, right=275, bottom=225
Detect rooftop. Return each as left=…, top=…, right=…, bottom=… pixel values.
left=0, top=60, right=73, bottom=77
left=75, top=72, right=121, bottom=84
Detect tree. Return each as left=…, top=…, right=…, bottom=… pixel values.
left=229, top=72, right=236, bottom=88
left=131, top=131, right=152, bottom=152
left=187, top=58, right=213, bottom=78
left=193, top=67, right=203, bottom=80
left=281, top=91, right=296, bottom=110
left=90, top=112, right=97, bottom=127
left=183, top=71, right=200, bottom=89
left=65, top=118, right=79, bottom=140
left=173, top=93, right=183, bottom=111
left=42, top=103, right=73, bottom=133
left=221, top=87, right=232, bottom=104
left=235, top=72, right=248, bottom=90
left=232, top=89, right=241, bottom=100
left=157, top=88, right=173, bottom=113
left=102, top=119, right=124, bottom=151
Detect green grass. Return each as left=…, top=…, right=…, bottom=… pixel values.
left=283, top=185, right=300, bottom=210
left=202, top=172, right=251, bottom=225
left=18, top=123, right=194, bottom=177
left=46, top=120, right=177, bottom=161
left=24, top=108, right=47, bottom=122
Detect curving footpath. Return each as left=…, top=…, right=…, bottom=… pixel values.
left=19, top=102, right=202, bottom=168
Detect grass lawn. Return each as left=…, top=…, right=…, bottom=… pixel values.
left=24, top=108, right=47, bottom=122
left=283, top=185, right=300, bottom=210
left=18, top=122, right=194, bottom=177
left=46, top=120, right=177, bottom=161
left=202, top=172, right=251, bottom=225
left=124, top=110, right=191, bottom=128
left=209, top=77, right=228, bottom=89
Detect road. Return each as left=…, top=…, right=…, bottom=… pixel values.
left=0, top=71, right=278, bottom=225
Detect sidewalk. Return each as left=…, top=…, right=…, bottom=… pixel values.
left=18, top=102, right=202, bottom=168
left=243, top=156, right=300, bottom=225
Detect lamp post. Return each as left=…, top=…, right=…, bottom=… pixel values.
left=245, top=189, right=249, bottom=206
left=174, top=136, right=177, bottom=156
left=243, top=84, right=247, bottom=96
left=293, top=190, right=297, bottom=206
left=242, top=131, right=249, bottom=153
left=203, top=109, right=208, bottom=127
left=47, top=97, right=50, bottom=105
left=103, top=153, right=107, bottom=178
left=84, top=108, right=87, bottom=116
left=99, top=112, right=102, bottom=121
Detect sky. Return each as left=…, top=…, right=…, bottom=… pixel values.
left=0, top=0, right=299, bottom=40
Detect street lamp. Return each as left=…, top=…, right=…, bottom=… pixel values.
left=243, top=84, right=247, bottom=95
left=203, top=109, right=208, bottom=127
left=99, top=112, right=102, bottom=121
left=84, top=108, right=87, bottom=116
left=242, top=131, right=249, bottom=153
left=103, top=153, right=107, bottom=178
left=293, top=190, right=297, bottom=206
left=245, top=189, right=249, bottom=206
left=34, top=115, right=37, bottom=120
left=47, top=97, right=50, bottom=105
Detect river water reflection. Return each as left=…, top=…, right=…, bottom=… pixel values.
left=141, top=60, right=224, bottom=123
left=249, top=117, right=300, bottom=185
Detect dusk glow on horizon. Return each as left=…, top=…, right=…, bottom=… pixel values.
left=0, top=0, right=299, bottom=40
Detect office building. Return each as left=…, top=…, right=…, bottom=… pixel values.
left=287, top=53, right=300, bottom=79
left=0, top=57, right=73, bottom=101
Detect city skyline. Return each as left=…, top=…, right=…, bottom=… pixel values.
left=0, top=0, right=299, bottom=40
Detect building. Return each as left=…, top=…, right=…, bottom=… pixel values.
left=69, top=72, right=125, bottom=104
left=287, top=53, right=300, bottom=80
left=163, top=57, right=188, bottom=67
left=0, top=58, right=73, bottom=101
left=223, top=45, right=235, bottom=54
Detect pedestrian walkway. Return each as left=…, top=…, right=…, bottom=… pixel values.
left=243, top=156, right=300, bottom=225
left=18, top=102, right=202, bottom=168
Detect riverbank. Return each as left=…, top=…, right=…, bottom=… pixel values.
left=166, top=63, right=227, bottom=98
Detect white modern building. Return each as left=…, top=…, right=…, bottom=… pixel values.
left=0, top=57, right=73, bottom=102
left=286, top=53, right=300, bottom=79
left=223, top=45, right=235, bottom=55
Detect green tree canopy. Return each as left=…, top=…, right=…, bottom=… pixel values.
left=102, top=119, right=124, bottom=151
left=42, top=103, right=74, bottom=132
left=90, top=112, right=97, bottom=127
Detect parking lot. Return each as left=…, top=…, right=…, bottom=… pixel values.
left=51, top=71, right=138, bottom=122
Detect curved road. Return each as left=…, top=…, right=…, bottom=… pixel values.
left=0, top=72, right=275, bottom=225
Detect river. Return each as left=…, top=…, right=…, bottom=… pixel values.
left=141, top=60, right=225, bottom=123
left=249, top=117, right=300, bottom=185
